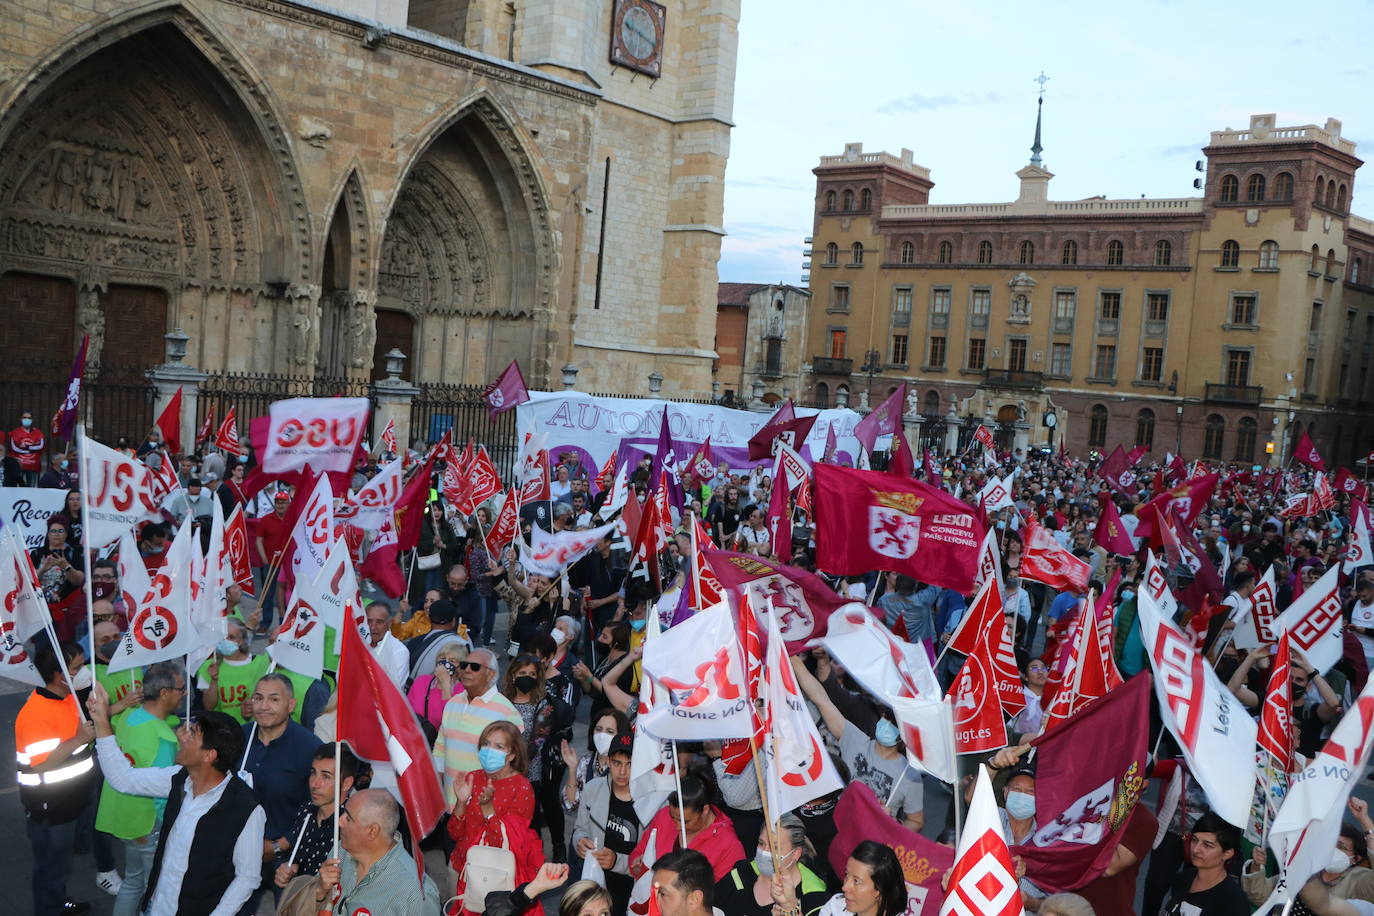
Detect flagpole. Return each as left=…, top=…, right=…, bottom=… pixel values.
left=334, top=604, right=347, bottom=865
left=670, top=740, right=688, bottom=848
left=21, top=529, right=89, bottom=721
left=945, top=695, right=962, bottom=846
left=77, top=424, right=97, bottom=677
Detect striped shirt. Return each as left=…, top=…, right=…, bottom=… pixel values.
left=433, top=685, right=522, bottom=805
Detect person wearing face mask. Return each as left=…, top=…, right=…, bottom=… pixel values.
left=560, top=708, right=630, bottom=811
left=433, top=648, right=523, bottom=804
left=1112, top=580, right=1147, bottom=677
left=1243, top=808, right=1374, bottom=908
left=448, top=721, right=540, bottom=908
left=521, top=636, right=577, bottom=862
left=1004, top=572, right=1035, bottom=654
left=790, top=658, right=924, bottom=832
left=89, top=617, right=142, bottom=716
left=39, top=451, right=77, bottom=490
left=11, top=409, right=46, bottom=486
left=195, top=617, right=271, bottom=724
left=715, top=813, right=829, bottom=916
left=571, top=734, right=641, bottom=913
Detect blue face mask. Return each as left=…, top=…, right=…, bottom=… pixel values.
left=478, top=746, right=508, bottom=774
left=1120, top=590, right=1136, bottom=602
left=216, top=638, right=240, bottom=656
left=20, top=418, right=32, bottom=428
left=630, top=619, right=646, bottom=633
left=874, top=719, right=900, bottom=747
left=1005, top=790, right=1036, bottom=820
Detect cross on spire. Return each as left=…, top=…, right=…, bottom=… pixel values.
left=1030, top=71, right=1048, bottom=166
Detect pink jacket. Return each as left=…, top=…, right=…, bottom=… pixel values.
left=629, top=804, right=745, bottom=882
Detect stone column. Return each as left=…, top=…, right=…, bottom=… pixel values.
left=372, top=349, right=420, bottom=454
left=285, top=283, right=323, bottom=371
left=342, top=289, right=379, bottom=378
left=943, top=403, right=960, bottom=456
left=147, top=330, right=208, bottom=455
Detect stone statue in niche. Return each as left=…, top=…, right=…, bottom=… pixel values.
left=76, top=286, right=106, bottom=371
left=1012, top=294, right=1030, bottom=316
left=1007, top=271, right=1036, bottom=325
left=285, top=284, right=321, bottom=368
left=905, top=389, right=919, bottom=418
left=344, top=290, right=378, bottom=371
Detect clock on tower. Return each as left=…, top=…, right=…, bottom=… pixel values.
left=610, top=0, right=666, bottom=78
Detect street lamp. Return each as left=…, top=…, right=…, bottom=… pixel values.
left=560, top=364, right=579, bottom=389
left=860, top=349, right=882, bottom=407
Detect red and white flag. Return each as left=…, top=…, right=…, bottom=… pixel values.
left=147, top=448, right=181, bottom=506
left=939, top=766, right=1023, bottom=916
left=640, top=601, right=752, bottom=740
left=0, top=530, right=51, bottom=686
left=1258, top=632, right=1295, bottom=774
left=820, top=603, right=940, bottom=707
left=1040, top=599, right=1118, bottom=732
left=521, top=521, right=619, bottom=578
left=687, top=517, right=724, bottom=611
left=81, top=437, right=163, bottom=547
left=1293, top=429, right=1327, bottom=471
left=155, top=387, right=183, bottom=456
left=853, top=384, right=906, bottom=453
left=761, top=596, right=844, bottom=823
left=686, top=437, right=717, bottom=489
left=336, top=600, right=446, bottom=884
left=973, top=527, right=1004, bottom=595
left=214, top=406, right=242, bottom=456
left=973, top=425, right=996, bottom=451
left=1093, top=496, right=1136, bottom=556
left=441, top=439, right=473, bottom=511
left=947, top=633, right=1008, bottom=755
left=359, top=520, right=406, bottom=599
left=1271, top=564, right=1344, bottom=673
left=261, top=397, right=369, bottom=476
left=978, top=474, right=1015, bottom=516
left=702, top=548, right=851, bottom=656
left=1020, top=520, right=1090, bottom=593
left=379, top=418, right=398, bottom=455
left=270, top=543, right=340, bottom=681
left=629, top=608, right=676, bottom=822
left=51, top=334, right=88, bottom=443
left=1336, top=467, right=1369, bottom=501
left=335, top=456, right=404, bottom=530
left=594, top=452, right=617, bottom=494
left=888, top=695, right=957, bottom=784
left=719, top=589, right=765, bottom=776
left=1137, top=552, right=1256, bottom=826
left=483, top=488, right=520, bottom=559
left=195, top=405, right=215, bottom=450
left=518, top=447, right=551, bottom=507
left=223, top=503, right=255, bottom=596
left=946, top=576, right=1004, bottom=659
left=461, top=446, right=502, bottom=515
left=1234, top=565, right=1279, bottom=650
left=107, top=518, right=201, bottom=673
left=1347, top=499, right=1374, bottom=574
left=289, top=474, right=335, bottom=590
left=483, top=360, right=531, bottom=420
left=627, top=480, right=670, bottom=590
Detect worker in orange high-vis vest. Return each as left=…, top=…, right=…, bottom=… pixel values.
left=16, top=639, right=97, bottom=916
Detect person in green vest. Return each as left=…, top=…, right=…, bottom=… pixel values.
left=94, top=660, right=186, bottom=916
left=197, top=617, right=271, bottom=724
left=90, top=619, right=143, bottom=717
left=224, top=584, right=263, bottom=632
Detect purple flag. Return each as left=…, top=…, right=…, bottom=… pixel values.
left=922, top=446, right=940, bottom=488
left=51, top=334, right=88, bottom=442
left=821, top=421, right=838, bottom=463
left=483, top=359, right=530, bottom=420
left=651, top=406, right=687, bottom=512
left=852, top=383, right=906, bottom=453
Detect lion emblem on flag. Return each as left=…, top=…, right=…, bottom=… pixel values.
left=869, top=506, right=920, bottom=559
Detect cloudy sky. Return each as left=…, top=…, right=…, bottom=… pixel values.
left=718, top=0, right=1374, bottom=283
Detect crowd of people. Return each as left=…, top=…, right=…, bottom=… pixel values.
left=11, top=408, right=1374, bottom=916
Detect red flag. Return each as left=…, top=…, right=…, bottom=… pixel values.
left=974, top=425, right=996, bottom=450
left=813, top=463, right=984, bottom=593
left=394, top=431, right=446, bottom=551
left=949, top=638, right=1008, bottom=754
left=686, top=516, right=725, bottom=612
left=1313, top=472, right=1337, bottom=513
left=1161, top=507, right=1224, bottom=609
left=483, top=488, right=519, bottom=559
left=1259, top=632, right=1295, bottom=773
left=946, top=577, right=1004, bottom=658
left=1021, top=520, right=1091, bottom=592
left=147, top=447, right=181, bottom=505
left=1125, top=444, right=1149, bottom=465
left=1132, top=473, right=1220, bottom=544
left=989, top=599, right=1026, bottom=716
left=1294, top=429, right=1326, bottom=471
left=719, top=591, right=766, bottom=776
left=1098, top=445, right=1140, bottom=498
left=379, top=418, right=398, bottom=455
left=483, top=360, right=530, bottom=420
left=853, top=384, right=906, bottom=453
left=685, top=437, right=716, bottom=490
left=701, top=547, right=849, bottom=655
left=765, top=465, right=792, bottom=561
left=593, top=452, right=617, bottom=493
left=518, top=448, right=551, bottom=506
left=1167, top=453, right=1189, bottom=486
left=1093, top=495, right=1136, bottom=555
left=1040, top=599, right=1118, bottom=732
left=195, top=404, right=215, bottom=450
left=1015, top=674, right=1151, bottom=892
left=50, top=334, right=88, bottom=442
left=747, top=402, right=817, bottom=461
left=224, top=503, right=255, bottom=596
left=628, top=484, right=667, bottom=590
left=359, top=520, right=406, bottom=599
left=922, top=447, right=940, bottom=487
left=155, top=387, right=183, bottom=456
left=821, top=422, right=838, bottom=463
left=442, top=440, right=473, bottom=511
left=795, top=476, right=813, bottom=515
left=464, top=446, right=502, bottom=512
left=214, top=407, right=242, bottom=456
left=886, top=427, right=914, bottom=478
left=336, top=602, right=446, bottom=882
left=1335, top=467, right=1369, bottom=501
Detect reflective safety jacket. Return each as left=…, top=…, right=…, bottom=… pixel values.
left=15, top=687, right=95, bottom=823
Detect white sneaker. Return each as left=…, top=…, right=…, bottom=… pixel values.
left=95, top=870, right=122, bottom=896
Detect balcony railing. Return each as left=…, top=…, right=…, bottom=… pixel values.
left=1205, top=382, right=1262, bottom=405
left=983, top=369, right=1044, bottom=389
left=812, top=356, right=853, bottom=376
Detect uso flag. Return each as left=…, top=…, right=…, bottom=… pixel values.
left=484, top=360, right=530, bottom=420
left=261, top=397, right=369, bottom=476
left=813, top=463, right=984, bottom=593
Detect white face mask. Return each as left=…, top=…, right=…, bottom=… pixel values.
left=551, top=628, right=567, bottom=646
left=71, top=667, right=93, bottom=690
left=593, top=732, right=613, bottom=755
left=1328, top=848, right=1353, bottom=875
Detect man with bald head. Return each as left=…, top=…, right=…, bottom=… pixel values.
left=432, top=647, right=522, bottom=805
left=299, top=789, right=439, bottom=915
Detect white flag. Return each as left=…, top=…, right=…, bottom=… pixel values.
left=762, top=596, right=843, bottom=823
left=81, top=436, right=162, bottom=547
left=519, top=521, right=620, bottom=578
left=629, top=608, right=675, bottom=823
left=973, top=526, right=1005, bottom=595
left=889, top=695, right=957, bottom=783
left=0, top=529, right=51, bottom=685
left=1257, top=682, right=1374, bottom=913
left=260, top=397, right=369, bottom=475
left=335, top=456, right=405, bottom=530
left=1272, top=564, right=1344, bottom=674
left=1137, top=552, right=1256, bottom=826
left=819, top=603, right=941, bottom=702
left=939, top=766, right=1023, bottom=916
left=1345, top=500, right=1373, bottom=575
left=290, top=474, right=335, bottom=589
left=107, top=518, right=201, bottom=673
left=640, top=601, right=752, bottom=740
left=978, top=475, right=1015, bottom=513
left=1232, top=564, right=1276, bottom=651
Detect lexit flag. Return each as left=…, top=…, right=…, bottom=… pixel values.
left=483, top=360, right=530, bottom=420
left=51, top=334, right=88, bottom=442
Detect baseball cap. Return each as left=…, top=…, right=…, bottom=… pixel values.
left=428, top=599, right=458, bottom=626
left=608, top=734, right=633, bottom=757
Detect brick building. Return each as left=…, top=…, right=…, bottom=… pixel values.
left=803, top=112, right=1374, bottom=467
left=714, top=281, right=810, bottom=406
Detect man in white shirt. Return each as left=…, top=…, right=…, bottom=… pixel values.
left=87, top=683, right=265, bottom=916
left=364, top=601, right=409, bottom=689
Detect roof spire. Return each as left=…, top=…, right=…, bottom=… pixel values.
left=1030, top=71, right=1049, bottom=166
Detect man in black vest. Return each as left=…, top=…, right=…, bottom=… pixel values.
left=87, top=682, right=265, bottom=916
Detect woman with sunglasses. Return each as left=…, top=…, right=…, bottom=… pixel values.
left=1008, top=657, right=1048, bottom=738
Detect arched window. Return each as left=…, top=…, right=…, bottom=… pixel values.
left=923, top=390, right=941, bottom=415
left=1135, top=409, right=1155, bottom=449
left=825, top=242, right=838, bottom=265
left=938, top=241, right=953, bottom=264
left=1019, top=240, right=1034, bottom=264
left=1274, top=172, right=1293, bottom=200
left=815, top=382, right=830, bottom=408
left=1326, top=182, right=1337, bottom=209
left=851, top=242, right=864, bottom=265
left=1316, top=177, right=1327, bottom=205
left=1062, top=240, right=1078, bottom=265
left=978, top=241, right=993, bottom=264
left=1259, top=240, right=1279, bottom=269
left=1220, top=240, right=1240, bottom=268
left=841, top=189, right=854, bottom=210
left=1154, top=240, right=1172, bottom=266
left=1203, top=414, right=1225, bottom=459
left=1088, top=404, right=1109, bottom=448
left=1107, top=239, right=1124, bottom=266
left=1354, top=257, right=1363, bottom=286
left=825, top=190, right=836, bottom=211
left=1327, top=249, right=1337, bottom=276
left=1311, top=244, right=1322, bottom=272
left=1235, top=417, right=1257, bottom=462
left=1338, top=184, right=1348, bottom=211
left=1219, top=174, right=1239, bottom=202
left=900, top=240, right=914, bottom=264
left=859, top=188, right=872, bottom=210
left=1246, top=174, right=1266, bottom=202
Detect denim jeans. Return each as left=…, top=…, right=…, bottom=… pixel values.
left=477, top=594, right=499, bottom=645
left=26, top=813, right=76, bottom=916
left=114, top=834, right=159, bottom=916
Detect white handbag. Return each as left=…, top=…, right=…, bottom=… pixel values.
left=416, top=551, right=442, bottom=570
left=461, top=821, right=516, bottom=912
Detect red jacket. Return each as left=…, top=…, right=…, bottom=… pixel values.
left=9, top=426, right=43, bottom=471
left=630, top=804, right=745, bottom=882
